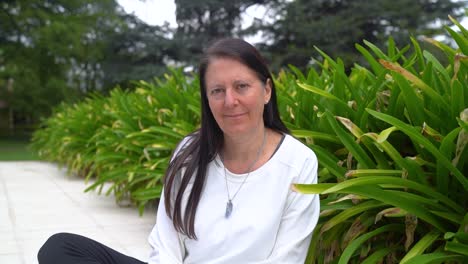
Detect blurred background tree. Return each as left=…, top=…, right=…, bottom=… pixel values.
left=99, top=14, right=176, bottom=89
left=172, top=0, right=273, bottom=66
left=0, top=0, right=465, bottom=136
left=0, top=0, right=121, bottom=134
left=249, top=0, right=465, bottom=70
left=0, top=0, right=173, bottom=134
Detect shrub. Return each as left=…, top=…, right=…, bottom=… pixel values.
left=32, top=16, right=467, bottom=263
left=289, top=16, right=468, bottom=263
left=31, top=70, right=200, bottom=213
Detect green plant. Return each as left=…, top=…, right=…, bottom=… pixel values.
left=31, top=15, right=467, bottom=263
left=31, top=94, right=109, bottom=172
left=31, top=69, right=200, bottom=213
left=287, top=16, right=468, bottom=263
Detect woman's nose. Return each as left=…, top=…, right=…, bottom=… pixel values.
left=224, top=88, right=238, bottom=106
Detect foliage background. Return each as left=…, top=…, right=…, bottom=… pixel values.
left=0, top=0, right=466, bottom=132
left=2, top=1, right=468, bottom=262
left=31, top=17, right=468, bottom=262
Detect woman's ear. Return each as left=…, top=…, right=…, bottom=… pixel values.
left=264, top=78, right=272, bottom=104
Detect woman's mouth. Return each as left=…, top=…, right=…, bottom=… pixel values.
left=225, top=113, right=246, bottom=118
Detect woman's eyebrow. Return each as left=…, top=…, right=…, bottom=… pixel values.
left=232, top=79, right=252, bottom=85
left=207, top=83, right=224, bottom=90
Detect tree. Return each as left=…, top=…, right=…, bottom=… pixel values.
left=99, top=15, right=177, bottom=90
left=0, top=0, right=122, bottom=125
left=1, top=0, right=183, bottom=133
left=253, top=0, right=465, bottom=70
left=173, top=0, right=273, bottom=66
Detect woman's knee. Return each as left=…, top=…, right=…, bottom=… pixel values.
left=37, top=232, right=77, bottom=262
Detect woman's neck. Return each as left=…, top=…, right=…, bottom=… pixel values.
left=222, top=126, right=267, bottom=173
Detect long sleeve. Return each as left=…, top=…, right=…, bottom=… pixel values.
left=148, top=137, right=192, bottom=264
left=265, top=156, right=320, bottom=263
left=147, top=191, right=185, bottom=264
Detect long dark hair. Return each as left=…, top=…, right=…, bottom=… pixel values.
left=163, top=38, right=289, bottom=239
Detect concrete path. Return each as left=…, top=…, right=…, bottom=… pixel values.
left=0, top=162, right=156, bottom=264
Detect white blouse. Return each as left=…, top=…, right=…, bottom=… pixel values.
left=148, top=134, right=320, bottom=264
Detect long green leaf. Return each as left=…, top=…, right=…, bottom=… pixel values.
left=336, top=116, right=391, bottom=169
left=366, top=109, right=468, bottom=191
left=338, top=224, right=403, bottom=264
left=297, top=82, right=352, bottom=113
left=411, top=37, right=426, bottom=70
left=423, top=50, right=451, bottom=86
left=309, top=145, right=347, bottom=180
left=363, top=132, right=428, bottom=184
left=356, top=43, right=383, bottom=76
left=424, top=37, right=456, bottom=62
left=345, top=169, right=403, bottom=178
left=291, top=129, right=340, bottom=143
left=364, top=39, right=389, bottom=60
left=437, top=127, right=461, bottom=193
left=452, top=80, right=465, bottom=121
left=404, top=252, right=463, bottom=264
left=394, top=74, right=425, bottom=126
left=320, top=176, right=460, bottom=213
left=295, top=183, right=450, bottom=231
left=326, top=112, right=376, bottom=168
left=430, top=210, right=463, bottom=224
left=401, top=230, right=441, bottom=264
left=320, top=200, right=385, bottom=233
left=295, top=176, right=463, bottom=214
left=361, top=247, right=396, bottom=264
left=445, top=241, right=468, bottom=256
left=379, top=60, right=449, bottom=109
left=445, top=26, right=468, bottom=55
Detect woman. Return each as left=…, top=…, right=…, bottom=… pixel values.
left=38, top=38, right=319, bottom=264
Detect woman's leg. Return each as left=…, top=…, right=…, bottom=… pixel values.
left=37, top=232, right=147, bottom=264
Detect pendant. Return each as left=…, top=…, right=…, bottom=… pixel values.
left=225, top=200, right=233, bottom=218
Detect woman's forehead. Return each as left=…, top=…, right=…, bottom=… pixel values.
left=207, top=57, right=253, bottom=72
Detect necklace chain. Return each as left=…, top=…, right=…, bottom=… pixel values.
left=222, top=129, right=267, bottom=218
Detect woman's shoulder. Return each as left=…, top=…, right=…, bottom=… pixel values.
left=281, top=134, right=316, bottom=158
left=272, top=134, right=317, bottom=168
left=267, top=134, right=317, bottom=182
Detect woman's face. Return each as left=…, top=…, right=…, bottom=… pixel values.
left=204, top=57, right=271, bottom=137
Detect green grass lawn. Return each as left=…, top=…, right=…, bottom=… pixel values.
left=0, top=138, right=41, bottom=161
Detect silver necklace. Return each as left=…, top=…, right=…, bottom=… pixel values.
left=222, top=129, right=267, bottom=218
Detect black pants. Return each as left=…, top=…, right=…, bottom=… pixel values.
left=37, top=232, right=147, bottom=264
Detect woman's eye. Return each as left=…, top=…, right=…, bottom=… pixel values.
left=210, top=88, right=223, bottom=95
left=237, top=83, right=249, bottom=90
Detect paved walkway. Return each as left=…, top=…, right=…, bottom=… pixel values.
left=0, top=161, right=156, bottom=264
